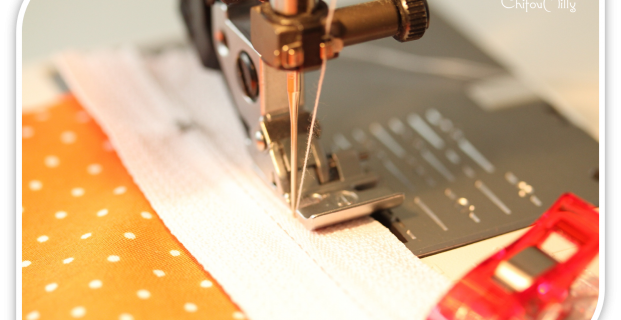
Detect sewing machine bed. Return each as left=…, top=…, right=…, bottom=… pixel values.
left=307, top=15, right=598, bottom=257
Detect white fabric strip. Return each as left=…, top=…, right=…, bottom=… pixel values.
left=55, top=47, right=450, bottom=320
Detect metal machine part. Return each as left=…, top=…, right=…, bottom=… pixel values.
left=182, top=1, right=598, bottom=254
left=270, top=0, right=317, bottom=15
left=314, top=14, right=598, bottom=256
left=182, top=0, right=430, bottom=71
left=180, top=0, right=220, bottom=69
left=250, top=0, right=430, bottom=70
left=209, top=2, right=405, bottom=229
left=182, top=0, right=430, bottom=229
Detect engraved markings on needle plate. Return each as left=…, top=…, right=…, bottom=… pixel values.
left=458, top=138, right=495, bottom=173
left=445, top=149, right=461, bottom=164
left=388, top=118, right=407, bottom=136
left=414, top=197, right=448, bottom=231
left=333, top=133, right=352, bottom=150
left=367, top=124, right=435, bottom=189
left=425, top=108, right=496, bottom=174
left=406, top=230, right=417, bottom=240
left=505, top=172, right=519, bottom=185
left=529, top=195, right=542, bottom=207
left=421, top=149, right=455, bottom=182
left=383, top=159, right=416, bottom=191
left=352, top=128, right=367, bottom=143
left=352, top=109, right=501, bottom=201
left=351, top=128, right=378, bottom=151
left=425, top=109, right=443, bottom=125
left=445, top=188, right=481, bottom=223
left=407, top=114, right=445, bottom=150
left=462, top=165, right=476, bottom=178
left=370, top=123, right=407, bottom=158
left=505, top=172, right=542, bottom=207
left=370, top=121, right=455, bottom=184
left=475, top=180, right=512, bottom=214
left=387, top=119, right=440, bottom=187
left=469, top=212, right=481, bottom=223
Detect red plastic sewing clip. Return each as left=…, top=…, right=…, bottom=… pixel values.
left=428, top=193, right=599, bottom=320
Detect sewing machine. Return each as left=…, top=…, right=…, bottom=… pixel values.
left=180, top=0, right=598, bottom=264
left=18, top=1, right=600, bottom=317
left=181, top=0, right=430, bottom=231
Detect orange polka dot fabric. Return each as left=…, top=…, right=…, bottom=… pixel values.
left=22, top=95, right=244, bottom=320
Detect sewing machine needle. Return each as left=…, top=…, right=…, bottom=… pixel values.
left=287, top=71, right=301, bottom=216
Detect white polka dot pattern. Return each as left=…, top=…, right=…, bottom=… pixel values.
left=26, top=311, right=40, bottom=320
left=71, top=188, right=85, bottom=197
left=23, top=126, right=35, bottom=138
left=87, top=163, right=102, bottom=175
left=137, top=289, right=151, bottom=299
left=89, top=279, right=103, bottom=289
left=45, top=155, right=60, bottom=167
left=113, top=186, right=127, bottom=195
left=29, top=180, right=42, bottom=191
left=61, top=131, right=77, bottom=144
left=119, top=313, right=134, bottom=320
left=184, top=303, right=198, bottom=312
left=22, top=100, right=242, bottom=319
left=55, top=211, right=68, bottom=219
left=45, top=283, right=58, bottom=292
left=141, top=211, right=153, bottom=219
left=70, top=306, right=86, bottom=318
